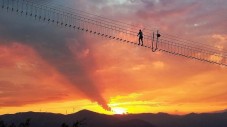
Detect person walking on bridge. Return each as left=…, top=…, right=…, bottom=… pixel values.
left=138, top=29, right=143, bottom=46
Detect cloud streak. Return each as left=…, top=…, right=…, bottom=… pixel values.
left=0, top=4, right=110, bottom=110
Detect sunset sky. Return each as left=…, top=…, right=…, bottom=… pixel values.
left=0, top=0, right=227, bottom=115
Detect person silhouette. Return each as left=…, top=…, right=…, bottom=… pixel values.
left=138, top=29, right=143, bottom=46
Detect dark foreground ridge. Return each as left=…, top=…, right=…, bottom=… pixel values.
left=1, top=109, right=227, bottom=127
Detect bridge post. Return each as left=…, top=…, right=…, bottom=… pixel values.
left=152, top=30, right=160, bottom=52
left=156, top=30, right=161, bottom=51
left=152, top=32, right=155, bottom=52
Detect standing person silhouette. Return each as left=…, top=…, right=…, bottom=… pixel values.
left=138, top=29, right=143, bottom=46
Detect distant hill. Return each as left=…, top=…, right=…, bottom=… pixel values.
left=211, top=109, right=227, bottom=113
left=117, top=112, right=227, bottom=127
left=1, top=109, right=227, bottom=127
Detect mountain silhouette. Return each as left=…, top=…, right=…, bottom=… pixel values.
left=1, top=110, right=227, bottom=127
left=118, top=112, right=227, bottom=127
left=114, top=119, right=155, bottom=127
left=212, top=109, right=227, bottom=113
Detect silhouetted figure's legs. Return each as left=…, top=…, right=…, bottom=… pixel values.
left=141, top=37, right=143, bottom=46
left=138, top=38, right=141, bottom=45
left=138, top=37, right=143, bottom=46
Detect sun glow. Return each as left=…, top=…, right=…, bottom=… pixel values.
left=112, top=108, right=127, bottom=115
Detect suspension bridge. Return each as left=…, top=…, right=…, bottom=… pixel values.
left=0, top=0, right=227, bottom=66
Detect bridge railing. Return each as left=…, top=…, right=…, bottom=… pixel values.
left=158, top=37, right=227, bottom=66
left=0, top=0, right=154, bottom=46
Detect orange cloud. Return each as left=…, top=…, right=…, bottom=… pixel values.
left=1, top=0, right=227, bottom=115
left=0, top=43, right=82, bottom=107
